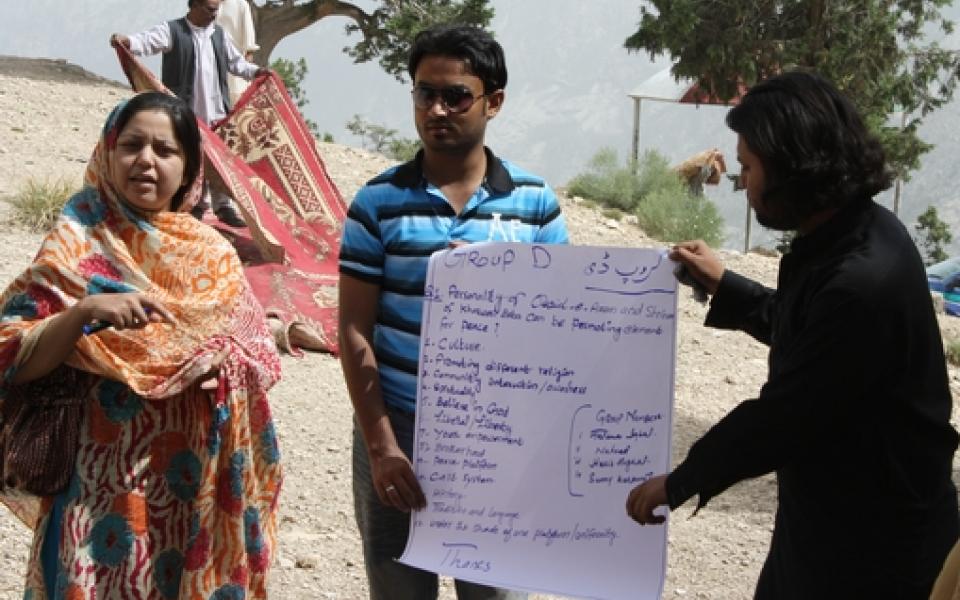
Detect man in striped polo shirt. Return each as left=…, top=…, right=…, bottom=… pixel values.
left=338, top=24, right=569, bottom=600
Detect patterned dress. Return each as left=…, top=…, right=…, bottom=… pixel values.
left=0, top=99, right=282, bottom=599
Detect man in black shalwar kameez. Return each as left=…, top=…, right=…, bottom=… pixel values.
left=627, top=71, right=959, bottom=600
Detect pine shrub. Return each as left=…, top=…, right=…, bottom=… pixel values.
left=568, top=148, right=725, bottom=245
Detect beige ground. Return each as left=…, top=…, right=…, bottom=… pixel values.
left=0, top=58, right=957, bottom=600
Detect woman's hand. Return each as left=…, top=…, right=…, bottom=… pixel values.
left=626, top=474, right=669, bottom=525
left=78, top=292, right=175, bottom=332
left=190, top=347, right=232, bottom=391
left=669, top=240, right=725, bottom=296
left=10, top=293, right=173, bottom=384
left=371, top=447, right=427, bottom=512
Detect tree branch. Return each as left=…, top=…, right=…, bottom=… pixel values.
left=250, top=0, right=375, bottom=63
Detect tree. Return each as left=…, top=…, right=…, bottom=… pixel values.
left=270, top=56, right=321, bottom=136
left=346, top=114, right=420, bottom=161
left=248, top=0, right=494, bottom=80
left=625, top=1, right=960, bottom=179
left=915, top=205, right=953, bottom=265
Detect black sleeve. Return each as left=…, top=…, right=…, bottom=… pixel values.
left=666, top=285, right=873, bottom=511
left=705, top=270, right=776, bottom=345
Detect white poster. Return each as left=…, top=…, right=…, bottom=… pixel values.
left=400, top=242, right=677, bottom=600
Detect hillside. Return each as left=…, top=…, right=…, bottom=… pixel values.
left=0, top=58, right=957, bottom=600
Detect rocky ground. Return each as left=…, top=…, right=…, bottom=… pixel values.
left=0, top=57, right=958, bottom=599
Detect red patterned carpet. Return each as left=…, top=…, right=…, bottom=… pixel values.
left=116, top=46, right=346, bottom=354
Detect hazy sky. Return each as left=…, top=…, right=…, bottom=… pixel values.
left=0, top=1, right=668, bottom=183
left=2, top=1, right=959, bottom=251
left=0, top=1, right=752, bottom=244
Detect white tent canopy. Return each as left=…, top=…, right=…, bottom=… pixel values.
left=627, top=66, right=738, bottom=163
left=628, top=66, right=699, bottom=102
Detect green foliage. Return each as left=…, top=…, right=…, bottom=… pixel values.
left=270, top=57, right=320, bottom=137
left=271, top=57, right=308, bottom=109
left=915, top=205, right=953, bottom=265
left=634, top=152, right=683, bottom=201
left=345, top=115, right=394, bottom=154
left=625, top=0, right=960, bottom=178
left=346, top=115, right=421, bottom=162
left=253, top=2, right=493, bottom=79
left=321, top=132, right=335, bottom=143
left=635, top=186, right=725, bottom=247
left=567, top=148, right=642, bottom=211
left=568, top=148, right=725, bottom=246
left=386, top=137, right=422, bottom=163
left=344, top=0, right=495, bottom=81
left=10, top=178, right=75, bottom=232
left=945, top=338, right=960, bottom=367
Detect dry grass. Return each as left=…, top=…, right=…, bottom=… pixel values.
left=946, top=338, right=960, bottom=367
left=10, top=177, right=75, bottom=232
left=601, top=207, right=624, bottom=221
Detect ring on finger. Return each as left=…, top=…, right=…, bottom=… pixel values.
left=385, top=484, right=397, bottom=493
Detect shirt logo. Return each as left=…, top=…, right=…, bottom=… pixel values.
left=486, top=212, right=523, bottom=242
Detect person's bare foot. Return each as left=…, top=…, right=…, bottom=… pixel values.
left=289, top=322, right=325, bottom=351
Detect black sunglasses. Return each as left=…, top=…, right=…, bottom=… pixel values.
left=411, top=84, right=488, bottom=114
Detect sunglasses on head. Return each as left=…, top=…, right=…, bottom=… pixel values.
left=411, top=84, right=488, bottom=114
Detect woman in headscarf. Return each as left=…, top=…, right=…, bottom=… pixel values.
left=0, top=91, right=282, bottom=599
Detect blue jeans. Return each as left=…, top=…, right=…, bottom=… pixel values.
left=352, top=407, right=527, bottom=600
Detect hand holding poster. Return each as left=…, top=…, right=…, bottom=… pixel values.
left=399, top=242, right=678, bottom=600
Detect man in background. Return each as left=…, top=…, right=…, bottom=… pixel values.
left=111, top=0, right=266, bottom=227
left=216, top=0, right=259, bottom=105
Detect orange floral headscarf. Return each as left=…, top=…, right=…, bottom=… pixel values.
left=0, top=96, right=280, bottom=398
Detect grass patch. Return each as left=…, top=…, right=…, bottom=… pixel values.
left=579, top=199, right=599, bottom=210
left=946, top=338, right=960, bottom=367
left=10, top=177, right=75, bottom=232
left=601, top=207, right=624, bottom=221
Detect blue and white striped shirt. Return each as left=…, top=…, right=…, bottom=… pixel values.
left=339, top=149, right=569, bottom=413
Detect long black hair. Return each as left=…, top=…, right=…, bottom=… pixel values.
left=726, top=71, right=892, bottom=224
left=112, top=92, right=202, bottom=211
left=407, top=24, right=507, bottom=94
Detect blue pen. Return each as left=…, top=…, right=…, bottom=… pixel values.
left=82, top=307, right=153, bottom=335
left=82, top=320, right=112, bottom=335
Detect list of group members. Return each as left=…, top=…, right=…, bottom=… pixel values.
left=570, top=409, right=663, bottom=491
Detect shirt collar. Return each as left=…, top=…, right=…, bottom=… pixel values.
left=389, top=147, right=515, bottom=195
left=185, top=18, right=215, bottom=35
